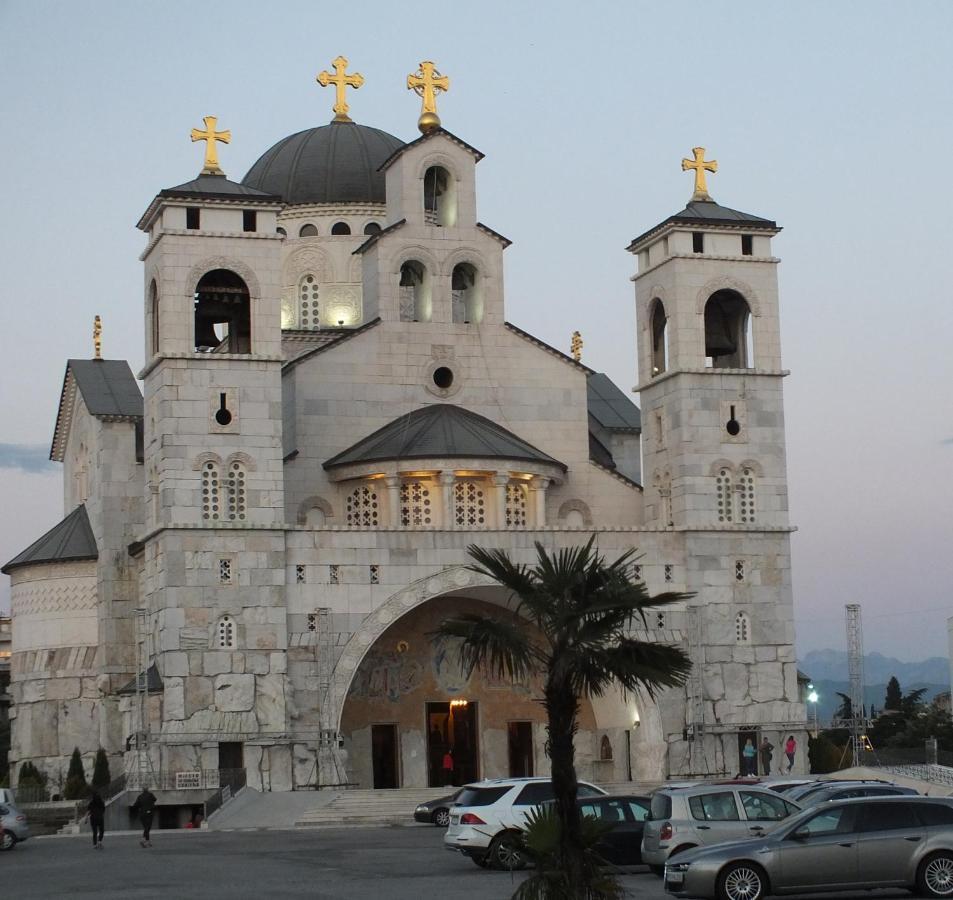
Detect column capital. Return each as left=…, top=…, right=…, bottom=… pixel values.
left=491, top=472, right=510, bottom=487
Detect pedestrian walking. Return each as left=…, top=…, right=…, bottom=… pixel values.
left=132, top=786, right=157, bottom=847
left=86, top=790, right=105, bottom=849
left=741, top=738, right=757, bottom=776
left=759, top=736, right=774, bottom=776
left=784, top=734, right=798, bottom=773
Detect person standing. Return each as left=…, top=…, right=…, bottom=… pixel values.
left=784, top=734, right=798, bottom=773
left=742, top=738, right=757, bottom=776
left=86, top=790, right=105, bottom=849
left=441, top=748, right=454, bottom=786
left=759, top=736, right=774, bottom=776
left=132, top=787, right=157, bottom=848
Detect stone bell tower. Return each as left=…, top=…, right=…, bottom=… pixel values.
left=628, top=148, right=804, bottom=772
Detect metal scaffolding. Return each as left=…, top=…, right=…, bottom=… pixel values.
left=845, top=603, right=867, bottom=765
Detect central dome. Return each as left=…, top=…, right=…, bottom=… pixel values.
left=242, top=121, right=404, bottom=206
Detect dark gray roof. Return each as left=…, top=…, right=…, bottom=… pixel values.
left=117, top=663, right=164, bottom=695
left=627, top=199, right=779, bottom=251
left=159, top=173, right=278, bottom=202
left=587, top=373, right=641, bottom=432
left=588, top=431, right=616, bottom=470
left=324, top=404, right=567, bottom=471
left=2, top=504, right=98, bottom=574
left=242, top=121, right=404, bottom=205
left=378, top=127, right=484, bottom=173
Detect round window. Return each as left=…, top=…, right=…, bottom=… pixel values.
left=433, top=367, right=454, bottom=389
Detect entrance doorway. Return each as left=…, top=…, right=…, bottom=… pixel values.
left=372, top=724, right=400, bottom=788
left=218, top=742, right=243, bottom=786
left=426, top=701, right=479, bottom=787
left=508, top=722, right=534, bottom=777
left=737, top=728, right=759, bottom=776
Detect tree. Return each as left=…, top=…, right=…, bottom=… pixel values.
left=833, top=692, right=853, bottom=721
left=91, top=748, right=111, bottom=791
left=63, top=747, right=89, bottom=799
left=17, top=761, right=48, bottom=800
left=432, top=538, right=692, bottom=896
left=885, top=676, right=902, bottom=711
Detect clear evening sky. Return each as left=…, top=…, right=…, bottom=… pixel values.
left=1, top=1, right=951, bottom=661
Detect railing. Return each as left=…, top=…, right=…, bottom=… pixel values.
left=875, top=764, right=953, bottom=788
left=126, top=768, right=246, bottom=792
left=204, top=769, right=247, bottom=820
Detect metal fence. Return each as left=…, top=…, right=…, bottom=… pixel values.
left=126, top=768, right=247, bottom=792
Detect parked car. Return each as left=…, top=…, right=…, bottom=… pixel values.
left=759, top=778, right=815, bottom=794
left=443, top=776, right=607, bottom=870
left=414, top=789, right=463, bottom=827
left=784, top=778, right=893, bottom=806
left=642, top=784, right=801, bottom=873
left=575, top=794, right=651, bottom=866
left=0, top=802, right=30, bottom=850
left=663, top=796, right=953, bottom=899
left=796, top=782, right=918, bottom=808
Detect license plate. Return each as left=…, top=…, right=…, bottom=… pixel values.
left=665, top=871, right=684, bottom=885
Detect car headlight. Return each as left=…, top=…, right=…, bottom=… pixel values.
left=666, top=862, right=690, bottom=872
left=415, top=805, right=426, bottom=812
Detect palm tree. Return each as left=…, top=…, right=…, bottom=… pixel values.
left=432, top=537, right=692, bottom=896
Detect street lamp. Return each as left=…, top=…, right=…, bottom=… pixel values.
left=807, top=684, right=819, bottom=738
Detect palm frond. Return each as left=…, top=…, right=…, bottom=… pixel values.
left=571, top=638, right=693, bottom=700
left=429, top=613, right=539, bottom=681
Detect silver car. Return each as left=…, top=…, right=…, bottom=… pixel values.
left=642, top=785, right=801, bottom=871
left=664, top=796, right=953, bottom=900
left=0, top=802, right=30, bottom=850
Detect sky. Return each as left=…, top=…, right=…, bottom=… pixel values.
left=0, top=1, right=951, bottom=662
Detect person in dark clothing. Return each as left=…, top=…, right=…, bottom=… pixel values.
left=131, top=787, right=157, bottom=847
left=86, top=791, right=106, bottom=849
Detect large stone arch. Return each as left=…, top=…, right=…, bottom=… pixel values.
left=187, top=256, right=261, bottom=300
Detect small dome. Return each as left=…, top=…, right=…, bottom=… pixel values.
left=242, top=121, right=404, bottom=205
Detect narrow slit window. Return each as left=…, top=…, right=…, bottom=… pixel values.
left=296, top=564, right=306, bottom=584
left=307, top=613, right=317, bottom=632
left=692, top=232, right=704, bottom=253
left=735, top=560, right=746, bottom=582
left=664, top=564, right=674, bottom=583
left=242, top=210, right=257, bottom=232
left=632, top=564, right=643, bottom=582
left=186, top=207, right=201, bottom=230
left=219, top=558, right=232, bottom=584
left=741, top=234, right=753, bottom=255
left=656, top=612, right=665, bottom=629
left=369, top=565, right=380, bottom=585
left=329, top=564, right=340, bottom=585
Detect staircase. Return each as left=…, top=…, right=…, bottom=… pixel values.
left=295, top=787, right=452, bottom=827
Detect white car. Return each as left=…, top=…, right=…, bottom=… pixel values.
left=443, top=776, right=607, bottom=870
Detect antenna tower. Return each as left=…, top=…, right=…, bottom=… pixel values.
left=845, top=603, right=866, bottom=765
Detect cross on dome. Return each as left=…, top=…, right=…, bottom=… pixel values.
left=317, top=56, right=365, bottom=123
left=190, top=116, right=231, bottom=175
left=681, top=147, right=718, bottom=201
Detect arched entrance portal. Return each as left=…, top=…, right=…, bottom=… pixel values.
left=340, top=593, right=600, bottom=789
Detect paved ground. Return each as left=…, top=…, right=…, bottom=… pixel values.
left=6, top=827, right=918, bottom=899
left=206, top=787, right=335, bottom=830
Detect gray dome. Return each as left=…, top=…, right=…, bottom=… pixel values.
left=242, top=121, right=404, bottom=205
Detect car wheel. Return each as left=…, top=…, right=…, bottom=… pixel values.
left=469, top=852, right=490, bottom=868
left=433, top=808, right=451, bottom=828
left=0, top=831, right=15, bottom=851
left=488, top=831, right=527, bottom=871
left=716, top=862, right=767, bottom=900
left=918, top=852, right=953, bottom=897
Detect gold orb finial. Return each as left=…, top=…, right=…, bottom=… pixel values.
left=93, top=315, right=102, bottom=360
left=681, top=147, right=718, bottom=201
left=190, top=116, right=231, bottom=175
left=407, top=61, right=450, bottom=134
left=317, top=56, right=364, bottom=122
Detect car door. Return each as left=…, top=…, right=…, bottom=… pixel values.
left=580, top=798, right=629, bottom=864
left=687, top=791, right=751, bottom=845
left=778, top=804, right=860, bottom=890
left=739, top=790, right=798, bottom=838
left=510, top=782, right=555, bottom=828
left=854, top=801, right=923, bottom=887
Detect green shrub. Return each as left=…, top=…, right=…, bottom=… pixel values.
left=63, top=747, right=89, bottom=800
left=91, top=748, right=111, bottom=791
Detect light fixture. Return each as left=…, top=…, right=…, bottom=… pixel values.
left=449, top=698, right=468, bottom=708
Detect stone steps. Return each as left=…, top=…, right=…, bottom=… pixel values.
left=294, top=787, right=454, bottom=827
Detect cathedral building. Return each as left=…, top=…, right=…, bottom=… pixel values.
left=3, top=61, right=806, bottom=793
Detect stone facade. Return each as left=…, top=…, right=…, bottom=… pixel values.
left=5, top=113, right=807, bottom=792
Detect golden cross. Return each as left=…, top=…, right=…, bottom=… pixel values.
left=570, top=331, right=583, bottom=362
left=681, top=147, right=718, bottom=201
left=190, top=115, right=231, bottom=175
left=93, top=315, right=102, bottom=360
left=407, top=61, right=450, bottom=134
left=317, top=56, right=364, bottom=123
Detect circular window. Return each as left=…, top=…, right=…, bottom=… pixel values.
left=433, top=367, right=454, bottom=389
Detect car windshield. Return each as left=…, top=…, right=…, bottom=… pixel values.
left=455, top=786, right=511, bottom=807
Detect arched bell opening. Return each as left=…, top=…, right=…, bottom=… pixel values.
left=194, top=269, right=251, bottom=354
left=149, top=279, right=159, bottom=356
left=704, top=289, right=752, bottom=368
left=451, top=263, right=482, bottom=324
left=398, top=260, right=431, bottom=323
left=650, top=298, right=668, bottom=376
left=423, top=165, right=456, bottom=227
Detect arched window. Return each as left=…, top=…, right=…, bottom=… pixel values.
left=217, top=615, right=236, bottom=649
left=505, top=483, right=527, bottom=527
left=345, top=485, right=379, bottom=527
left=738, top=467, right=756, bottom=523
left=363, top=222, right=382, bottom=236
left=650, top=299, right=668, bottom=376
left=599, top=735, right=613, bottom=761
left=716, top=467, right=733, bottom=523
left=299, top=274, right=319, bottom=329
left=202, top=460, right=221, bottom=521
left=454, top=481, right=486, bottom=527
left=225, top=461, right=247, bottom=521
left=194, top=269, right=251, bottom=354
left=451, top=263, right=482, bottom=324
left=331, top=221, right=351, bottom=235
left=398, top=261, right=431, bottom=322
left=299, top=224, right=318, bottom=237
left=705, top=289, right=752, bottom=368
left=400, top=481, right=433, bottom=526
left=423, top=165, right=456, bottom=226
left=735, top=612, right=751, bottom=644
left=150, top=280, right=159, bottom=356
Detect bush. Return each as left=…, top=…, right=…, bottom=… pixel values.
left=63, top=747, right=89, bottom=800
left=91, top=748, right=111, bottom=791
left=17, top=761, right=49, bottom=801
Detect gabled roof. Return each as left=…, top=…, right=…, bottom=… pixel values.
left=282, top=318, right=382, bottom=373
left=588, top=431, right=616, bottom=470
left=627, top=199, right=779, bottom=251
left=587, top=373, right=641, bottom=432
left=352, top=218, right=406, bottom=255
left=378, top=127, right=485, bottom=173
left=324, top=404, right=567, bottom=471
left=1, top=504, right=98, bottom=574
left=504, top=322, right=595, bottom=375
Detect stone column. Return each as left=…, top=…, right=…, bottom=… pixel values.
left=530, top=476, right=550, bottom=527
left=492, top=473, right=509, bottom=528
left=439, top=472, right=456, bottom=528
left=385, top=476, right=401, bottom=527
